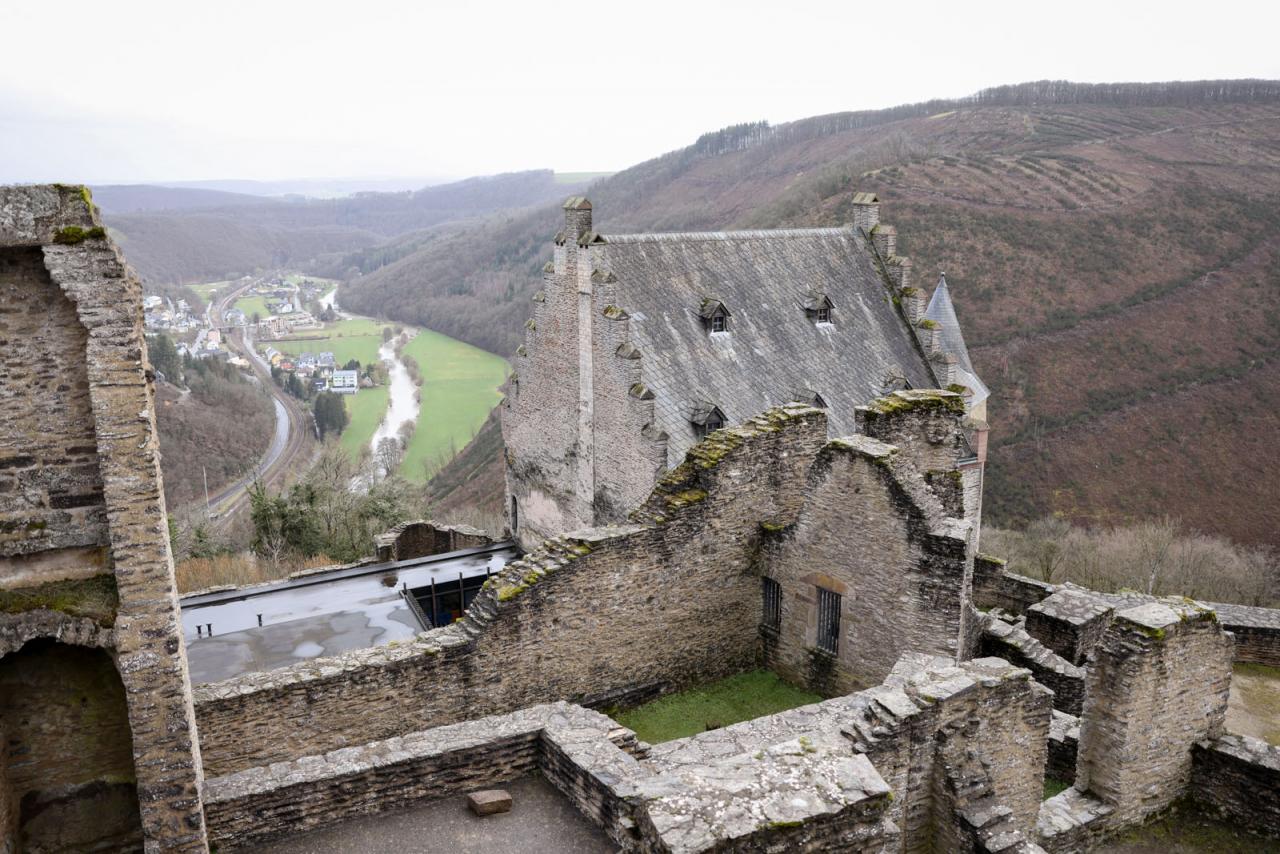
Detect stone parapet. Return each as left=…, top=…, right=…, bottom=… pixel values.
left=981, top=618, right=1086, bottom=716
left=1190, top=734, right=1280, bottom=839
left=1025, top=587, right=1115, bottom=666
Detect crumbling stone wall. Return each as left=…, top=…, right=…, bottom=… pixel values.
left=202, top=656, right=1049, bottom=854
left=372, top=519, right=492, bottom=562
left=0, top=246, right=107, bottom=575
left=0, top=184, right=207, bottom=852
left=195, top=408, right=828, bottom=775
left=1191, top=734, right=1280, bottom=838
left=194, top=404, right=976, bottom=779
left=764, top=431, right=973, bottom=694
left=0, top=642, right=143, bottom=852
left=1038, top=599, right=1235, bottom=850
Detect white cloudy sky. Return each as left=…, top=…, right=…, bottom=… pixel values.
left=2, top=0, right=1277, bottom=185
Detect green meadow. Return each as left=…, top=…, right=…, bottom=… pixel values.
left=341, top=385, right=389, bottom=459
left=395, top=329, right=509, bottom=482
left=275, top=319, right=390, bottom=369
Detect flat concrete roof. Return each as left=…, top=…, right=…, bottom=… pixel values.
left=181, top=544, right=516, bottom=684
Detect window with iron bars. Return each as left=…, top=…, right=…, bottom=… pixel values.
left=816, top=586, right=841, bottom=654
left=762, top=577, right=782, bottom=631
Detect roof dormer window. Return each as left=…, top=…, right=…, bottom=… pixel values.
left=691, top=403, right=726, bottom=439
left=699, top=298, right=731, bottom=335
left=803, top=292, right=835, bottom=326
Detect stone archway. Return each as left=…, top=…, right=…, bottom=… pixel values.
left=0, top=640, right=143, bottom=853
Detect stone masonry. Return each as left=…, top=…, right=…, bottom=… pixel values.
left=202, top=655, right=1049, bottom=853
left=193, top=399, right=978, bottom=777
left=1037, top=599, right=1234, bottom=851
left=0, top=185, right=208, bottom=853
left=503, top=195, right=990, bottom=550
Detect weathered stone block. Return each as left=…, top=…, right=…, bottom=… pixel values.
left=467, top=789, right=513, bottom=816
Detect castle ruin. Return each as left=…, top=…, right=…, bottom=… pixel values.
left=501, top=196, right=989, bottom=550
left=1, top=185, right=1277, bottom=853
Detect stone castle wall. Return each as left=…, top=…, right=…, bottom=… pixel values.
left=372, top=519, right=492, bottom=562
left=501, top=213, right=588, bottom=547
left=0, top=185, right=207, bottom=853
left=202, top=657, right=1048, bottom=853
left=763, top=434, right=972, bottom=693
left=194, top=402, right=976, bottom=777
left=0, top=246, right=108, bottom=574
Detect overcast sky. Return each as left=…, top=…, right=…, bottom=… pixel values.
left=2, top=0, right=1277, bottom=186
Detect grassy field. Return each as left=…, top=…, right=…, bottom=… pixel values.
left=396, top=330, right=508, bottom=482
left=189, top=280, right=235, bottom=301
left=276, top=319, right=390, bottom=369
left=233, top=295, right=273, bottom=320
left=284, top=273, right=340, bottom=287
left=611, top=670, right=822, bottom=744
left=340, top=386, right=389, bottom=459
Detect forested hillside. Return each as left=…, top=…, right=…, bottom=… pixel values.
left=347, top=80, right=1280, bottom=547
left=99, top=170, right=586, bottom=285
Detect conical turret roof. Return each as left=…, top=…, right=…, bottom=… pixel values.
left=924, top=273, right=989, bottom=406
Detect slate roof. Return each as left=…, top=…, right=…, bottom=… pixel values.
left=594, top=227, right=938, bottom=460
left=924, top=274, right=989, bottom=405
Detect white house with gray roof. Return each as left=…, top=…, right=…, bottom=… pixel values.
left=501, top=195, right=988, bottom=549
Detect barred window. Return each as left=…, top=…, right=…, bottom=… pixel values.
left=762, top=577, right=782, bottom=630
left=816, top=587, right=841, bottom=654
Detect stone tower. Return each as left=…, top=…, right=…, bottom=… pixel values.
left=0, top=185, right=208, bottom=853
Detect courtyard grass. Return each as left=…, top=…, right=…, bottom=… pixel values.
left=1105, top=801, right=1278, bottom=853
left=1227, top=661, right=1280, bottom=745
left=610, top=670, right=822, bottom=744
left=395, top=329, right=509, bottom=483
left=340, top=385, right=389, bottom=459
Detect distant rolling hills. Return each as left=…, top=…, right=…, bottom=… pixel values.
left=98, top=169, right=589, bottom=285
left=340, top=80, right=1280, bottom=547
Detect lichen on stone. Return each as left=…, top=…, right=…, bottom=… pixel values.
left=53, top=225, right=106, bottom=245
left=0, top=573, right=119, bottom=626
left=665, top=488, right=708, bottom=509
left=864, top=389, right=965, bottom=417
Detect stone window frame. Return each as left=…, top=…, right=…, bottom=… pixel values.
left=816, top=586, right=841, bottom=655
left=762, top=577, right=782, bottom=632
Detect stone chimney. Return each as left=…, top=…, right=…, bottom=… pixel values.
left=851, top=192, right=880, bottom=232
left=871, top=224, right=896, bottom=258
left=563, top=196, right=593, bottom=242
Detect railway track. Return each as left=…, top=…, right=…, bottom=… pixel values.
left=196, top=280, right=314, bottom=533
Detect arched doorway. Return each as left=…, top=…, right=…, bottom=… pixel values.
left=0, top=640, right=142, bottom=853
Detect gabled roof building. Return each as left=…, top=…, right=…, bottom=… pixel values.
left=502, top=194, right=989, bottom=548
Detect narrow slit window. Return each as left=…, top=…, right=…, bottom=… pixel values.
left=816, top=587, right=841, bottom=654
left=762, top=577, right=782, bottom=630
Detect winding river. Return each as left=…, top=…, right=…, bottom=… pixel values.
left=370, top=337, right=420, bottom=470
